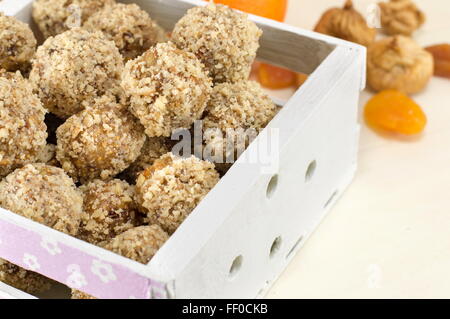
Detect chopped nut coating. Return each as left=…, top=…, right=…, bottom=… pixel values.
left=32, top=0, right=116, bottom=39
left=0, top=71, right=47, bottom=178
left=56, top=96, right=146, bottom=183
left=172, top=4, right=262, bottom=83
left=123, top=137, right=172, bottom=183
left=104, top=225, right=169, bottom=264
left=136, top=153, right=219, bottom=234
left=78, top=179, right=140, bottom=245
left=122, top=42, right=212, bottom=137
left=30, top=28, right=123, bottom=118
left=0, top=13, right=36, bottom=72
left=0, top=163, right=82, bottom=236
left=0, top=259, right=52, bottom=295
left=84, top=3, right=168, bottom=61
left=203, top=80, right=278, bottom=173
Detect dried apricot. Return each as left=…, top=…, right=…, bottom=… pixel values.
left=296, top=73, right=308, bottom=88
left=250, top=61, right=261, bottom=79
left=425, top=43, right=450, bottom=79
left=258, top=63, right=296, bottom=89
left=364, top=90, right=427, bottom=135
left=207, top=0, right=288, bottom=22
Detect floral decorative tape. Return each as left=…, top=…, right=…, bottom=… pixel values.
left=0, top=209, right=168, bottom=299
left=0, top=281, right=35, bottom=299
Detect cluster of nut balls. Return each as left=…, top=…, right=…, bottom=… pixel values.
left=0, top=0, right=278, bottom=298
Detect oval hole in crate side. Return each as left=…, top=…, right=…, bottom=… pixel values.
left=266, top=174, right=279, bottom=199
left=229, top=255, right=243, bottom=279
left=269, top=236, right=282, bottom=258
left=305, top=160, right=317, bottom=182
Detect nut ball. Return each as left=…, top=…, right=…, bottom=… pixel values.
left=136, top=153, right=220, bottom=234
left=78, top=179, right=141, bottom=245
left=0, top=71, right=47, bottom=178
left=202, top=80, right=278, bottom=173
left=380, top=0, right=425, bottom=36
left=29, top=28, right=123, bottom=118
left=122, top=42, right=212, bottom=137
left=32, top=0, right=116, bottom=39
left=0, top=13, right=37, bottom=72
left=56, top=96, right=146, bottom=183
left=123, top=137, right=172, bottom=182
left=71, top=225, right=169, bottom=299
left=172, top=4, right=262, bottom=83
left=314, top=0, right=376, bottom=47
left=204, top=80, right=277, bottom=133
left=367, top=36, right=434, bottom=94
left=104, top=225, right=169, bottom=264
left=0, top=163, right=83, bottom=235
left=0, top=259, right=52, bottom=295
left=84, top=3, right=168, bottom=61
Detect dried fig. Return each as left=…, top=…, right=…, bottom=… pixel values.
left=379, top=0, right=425, bottom=36
left=367, top=36, right=434, bottom=94
left=314, top=0, right=376, bottom=47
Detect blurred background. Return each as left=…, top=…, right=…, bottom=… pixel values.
left=265, top=0, right=450, bottom=298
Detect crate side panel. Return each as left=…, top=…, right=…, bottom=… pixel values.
left=148, top=46, right=363, bottom=280
left=257, top=23, right=334, bottom=74
left=172, top=53, right=361, bottom=298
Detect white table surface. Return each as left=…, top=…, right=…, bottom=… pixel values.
left=267, top=0, right=450, bottom=299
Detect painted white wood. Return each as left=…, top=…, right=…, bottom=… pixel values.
left=0, top=0, right=365, bottom=298
left=0, top=281, right=36, bottom=299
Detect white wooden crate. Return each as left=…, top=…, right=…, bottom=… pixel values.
left=0, top=0, right=365, bottom=299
